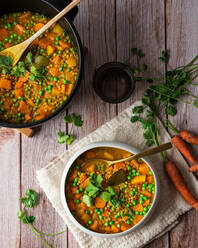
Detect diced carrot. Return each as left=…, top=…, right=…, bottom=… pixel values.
left=111, top=225, right=119, bottom=233
left=114, top=162, right=126, bottom=171
left=78, top=173, right=87, bottom=184
left=52, top=54, right=62, bottom=64
left=105, top=226, right=111, bottom=232
left=80, top=178, right=89, bottom=189
left=15, top=79, right=25, bottom=89
left=141, top=190, right=152, bottom=198
left=0, top=78, right=12, bottom=90
left=71, top=186, right=78, bottom=194
left=120, top=223, right=131, bottom=232
left=86, top=164, right=95, bottom=173
left=143, top=199, right=150, bottom=207
left=132, top=159, right=140, bottom=168
left=68, top=200, right=75, bottom=211
left=65, top=84, right=74, bottom=95
left=133, top=215, right=143, bottom=225
left=65, top=71, right=74, bottom=82
left=14, top=24, right=25, bottom=35
left=0, top=28, right=9, bottom=40
left=25, top=114, right=31, bottom=122
left=38, top=38, right=51, bottom=48
left=94, top=196, right=106, bottom=208
left=85, top=151, right=96, bottom=159
left=18, top=101, right=30, bottom=114
left=59, top=40, right=71, bottom=49
left=131, top=175, right=146, bottom=184
left=27, top=99, right=34, bottom=107
left=67, top=56, right=77, bottom=68
left=34, top=22, right=45, bottom=32
left=147, top=175, right=154, bottom=184
left=133, top=204, right=144, bottom=212
left=139, top=163, right=150, bottom=175
left=90, top=220, right=99, bottom=232
left=61, top=84, right=66, bottom=94
left=46, top=32, right=57, bottom=41
left=4, top=43, right=11, bottom=48
left=49, top=67, right=59, bottom=77
left=102, top=210, right=108, bottom=217
left=52, top=87, right=60, bottom=96
left=81, top=214, right=90, bottom=222
left=47, top=45, right=55, bottom=55
left=34, top=114, right=45, bottom=121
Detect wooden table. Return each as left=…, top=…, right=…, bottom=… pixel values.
left=1, top=0, right=198, bottom=247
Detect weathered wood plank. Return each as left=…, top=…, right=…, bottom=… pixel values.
left=0, top=128, right=20, bottom=248
left=166, top=0, right=198, bottom=247
left=67, top=0, right=117, bottom=247
left=20, top=113, right=68, bottom=248
left=116, top=1, right=169, bottom=248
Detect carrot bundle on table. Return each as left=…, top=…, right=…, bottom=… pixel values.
left=171, top=135, right=195, bottom=164
left=164, top=160, right=198, bottom=210
left=180, top=130, right=198, bottom=145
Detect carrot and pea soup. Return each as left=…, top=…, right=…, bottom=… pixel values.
left=0, top=12, right=78, bottom=123
left=66, top=147, right=156, bottom=234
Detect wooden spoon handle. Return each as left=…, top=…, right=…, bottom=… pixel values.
left=27, top=0, right=81, bottom=44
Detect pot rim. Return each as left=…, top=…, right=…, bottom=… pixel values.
left=60, top=141, right=160, bottom=238
left=0, top=0, right=83, bottom=129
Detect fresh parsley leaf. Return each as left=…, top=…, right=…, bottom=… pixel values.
left=11, top=61, right=26, bottom=77
left=100, top=192, right=112, bottom=202
left=58, top=133, right=69, bottom=144
left=146, top=78, right=154, bottom=83
left=95, top=175, right=103, bottom=187
left=66, top=135, right=74, bottom=145
left=159, top=50, right=169, bottom=63
left=130, top=116, right=139, bottom=123
left=74, top=115, right=83, bottom=127
left=194, top=99, right=198, bottom=108
left=83, top=195, right=92, bottom=207
left=146, top=139, right=154, bottom=147
left=25, top=52, right=33, bottom=64
left=64, top=114, right=74, bottom=123
left=22, top=216, right=35, bottom=224
left=143, top=131, right=153, bottom=140
left=20, top=189, right=38, bottom=208
left=107, top=186, right=116, bottom=196
left=17, top=209, right=25, bottom=219
left=165, top=105, right=177, bottom=116
left=85, top=182, right=100, bottom=197
left=131, top=48, right=144, bottom=58
left=111, top=196, right=121, bottom=207
left=0, top=55, right=12, bottom=66
left=132, top=106, right=144, bottom=114
left=140, top=64, right=147, bottom=72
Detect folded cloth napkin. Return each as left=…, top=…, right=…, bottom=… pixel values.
left=37, top=101, right=198, bottom=248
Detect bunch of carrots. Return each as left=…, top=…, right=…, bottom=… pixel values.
left=165, top=130, right=198, bottom=211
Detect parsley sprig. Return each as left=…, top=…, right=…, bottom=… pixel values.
left=17, top=189, right=65, bottom=248
left=58, top=114, right=83, bottom=145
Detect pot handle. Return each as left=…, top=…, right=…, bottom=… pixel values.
left=46, top=0, right=78, bottom=21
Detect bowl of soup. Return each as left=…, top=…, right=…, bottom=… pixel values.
left=61, top=142, right=160, bottom=237
left=0, top=0, right=83, bottom=128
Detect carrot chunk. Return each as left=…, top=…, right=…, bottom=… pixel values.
left=94, top=196, right=106, bottom=208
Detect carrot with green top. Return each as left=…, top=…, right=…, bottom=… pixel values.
left=171, top=136, right=195, bottom=164
left=164, top=160, right=198, bottom=210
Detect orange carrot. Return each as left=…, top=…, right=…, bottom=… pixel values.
left=172, top=135, right=195, bottom=163
left=189, top=164, right=198, bottom=172
left=164, top=160, right=198, bottom=210
left=94, top=196, right=106, bottom=208
left=180, top=130, right=198, bottom=145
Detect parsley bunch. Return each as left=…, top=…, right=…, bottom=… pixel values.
left=17, top=189, right=65, bottom=248
left=128, top=48, right=198, bottom=153
left=58, top=113, right=83, bottom=145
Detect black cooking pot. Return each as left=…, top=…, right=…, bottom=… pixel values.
left=0, top=0, right=83, bottom=128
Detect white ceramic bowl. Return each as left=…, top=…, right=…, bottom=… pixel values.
left=61, top=142, right=160, bottom=238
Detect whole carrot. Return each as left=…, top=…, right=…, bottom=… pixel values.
left=189, top=164, right=198, bottom=172
left=171, top=135, right=195, bottom=164
left=180, top=130, right=198, bottom=145
left=165, top=160, right=198, bottom=210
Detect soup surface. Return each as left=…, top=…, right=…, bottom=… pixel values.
left=66, top=147, right=156, bottom=234
left=0, top=12, right=78, bottom=123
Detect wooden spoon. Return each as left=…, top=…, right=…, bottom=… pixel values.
left=0, top=0, right=81, bottom=65
left=82, top=142, right=172, bottom=171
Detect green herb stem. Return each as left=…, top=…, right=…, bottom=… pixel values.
left=166, top=119, right=180, bottom=134
left=33, top=227, right=66, bottom=236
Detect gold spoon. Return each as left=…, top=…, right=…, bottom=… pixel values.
left=82, top=142, right=172, bottom=171
left=0, top=0, right=81, bottom=65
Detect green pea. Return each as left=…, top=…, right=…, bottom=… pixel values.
left=13, top=98, right=17, bottom=103
left=20, top=97, right=24, bottom=101
left=148, top=188, right=152, bottom=192
left=126, top=204, right=130, bottom=208
left=143, top=196, right=147, bottom=201
left=56, top=36, right=60, bottom=41
left=85, top=210, right=89, bottom=214
left=76, top=189, right=80, bottom=194
left=53, top=77, right=58, bottom=82
left=148, top=171, right=153, bottom=175
left=129, top=171, right=132, bottom=176
left=120, top=186, right=124, bottom=191
left=132, top=169, right=136, bottom=173
left=79, top=187, right=83, bottom=192
left=76, top=200, right=80, bottom=204
left=13, top=22, right=17, bottom=25
left=53, top=53, right=57, bottom=57
left=4, top=25, right=8, bottom=29
left=36, top=99, right=40, bottom=104
left=77, top=172, right=81, bottom=176
left=13, top=13, right=17, bottom=17
left=40, top=48, right=45, bottom=53
left=140, top=212, right=144, bottom=216
left=74, top=177, right=79, bottom=183
left=152, top=190, right=155, bottom=195
left=117, top=224, right=121, bottom=228
left=56, top=41, right=59, bottom=45
left=127, top=175, right=131, bottom=180
left=121, top=198, right=125, bottom=202
left=67, top=68, right=71, bottom=72
left=100, top=209, right=104, bottom=213
left=142, top=183, right=147, bottom=187
left=48, top=89, right=52, bottom=93
left=99, top=215, right=103, bottom=220
left=115, top=213, right=120, bottom=218
left=7, top=23, right=11, bottom=28
left=127, top=166, right=131, bottom=171
left=0, top=101, right=4, bottom=105
left=104, top=222, right=109, bottom=226
left=130, top=191, right=135, bottom=196
left=73, top=182, right=77, bottom=186
left=59, top=67, right=63, bottom=72
left=17, top=112, right=22, bottom=117
left=48, top=84, right=53, bottom=89
left=109, top=221, right=114, bottom=226
left=126, top=220, right=131, bottom=224
left=132, top=200, right=137, bottom=205
left=64, top=80, right=68, bottom=84
left=88, top=220, right=93, bottom=225
left=148, top=184, right=153, bottom=189
left=143, top=211, right=147, bottom=215
left=139, top=199, right=144, bottom=204
left=76, top=165, right=80, bottom=170
left=133, top=188, right=137, bottom=192
left=136, top=172, right=140, bottom=176
left=39, top=90, right=43, bottom=95
left=18, top=35, right=22, bottom=40
left=44, top=87, right=48, bottom=91
left=0, top=107, right=5, bottom=112
left=135, top=211, right=139, bottom=215
left=143, top=207, right=148, bottom=212
left=13, top=33, right=17, bottom=37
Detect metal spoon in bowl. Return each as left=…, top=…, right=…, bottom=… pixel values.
left=0, top=0, right=81, bottom=65
left=82, top=142, right=172, bottom=185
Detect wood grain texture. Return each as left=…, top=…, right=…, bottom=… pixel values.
left=0, top=128, right=20, bottom=248
left=166, top=1, right=198, bottom=247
